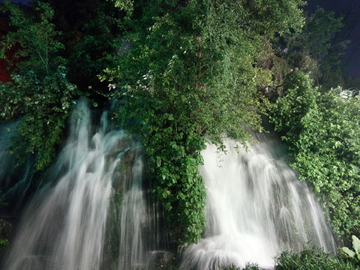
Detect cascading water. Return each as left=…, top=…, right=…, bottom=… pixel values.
left=1, top=99, right=336, bottom=269
left=181, top=136, right=336, bottom=269
left=2, top=99, right=166, bottom=270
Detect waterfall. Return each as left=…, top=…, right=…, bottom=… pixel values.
left=2, top=99, right=166, bottom=270
left=1, top=100, right=336, bottom=269
left=181, top=137, right=336, bottom=269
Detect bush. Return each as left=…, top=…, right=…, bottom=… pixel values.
left=274, top=247, right=359, bottom=270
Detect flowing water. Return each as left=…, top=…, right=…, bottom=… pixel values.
left=1, top=100, right=336, bottom=269
left=181, top=137, right=336, bottom=269
left=2, top=99, right=166, bottom=270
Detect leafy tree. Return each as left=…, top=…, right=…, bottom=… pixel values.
left=307, top=0, right=360, bottom=78
left=269, top=70, right=317, bottom=143
left=0, top=1, right=81, bottom=171
left=43, top=0, right=124, bottom=98
left=0, top=16, right=20, bottom=83
left=104, top=0, right=305, bottom=245
left=254, top=7, right=349, bottom=102
left=278, top=7, right=349, bottom=88
left=65, top=1, right=123, bottom=97
left=270, top=70, right=360, bottom=238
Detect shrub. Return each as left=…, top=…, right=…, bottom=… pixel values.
left=274, top=247, right=359, bottom=270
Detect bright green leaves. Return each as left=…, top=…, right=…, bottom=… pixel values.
left=275, top=247, right=359, bottom=270
left=148, top=130, right=207, bottom=245
left=0, top=2, right=81, bottom=171
left=109, top=0, right=134, bottom=15
left=270, top=71, right=360, bottom=237
left=118, top=83, right=209, bottom=245
left=0, top=69, right=80, bottom=171
left=270, top=70, right=317, bottom=144
left=342, top=235, right=360, bottom=262
left=167, top=114, right=174, bottom=121
left=1, top=1, right=65, bottom=76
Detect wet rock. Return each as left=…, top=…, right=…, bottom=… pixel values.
left=148, top=251, right=176, bottom=269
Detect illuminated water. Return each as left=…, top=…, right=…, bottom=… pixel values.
left=181, top=138, right=336, bottom=269
left=1, top=100, right=336, bottom=269
left=2, top=100, right=165, bottom=270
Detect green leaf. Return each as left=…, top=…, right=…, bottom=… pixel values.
left=341, top=247, right=355, bottom=258
left=352, top=235, right=360, bottom=255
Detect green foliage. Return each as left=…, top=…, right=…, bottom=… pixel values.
left=259, top=6, right=349, bottom=99
left=278, top=7, right=349, bottom=87
left=45, top=0, right=124, bottom=96
left=342, top=235, right=360, bottom=263
left=270, top=70, right=360, bottom=238
left=67, top=3, right=122, bottom=93
left=270, top=70, right=317, bottom=144
left=1, top=1, right=65, bottom=75
left=0, top=234, right=10, bottom=250
left=0, top=192, right=10, bottom=250
left=108, top=0, right=133, bottom=14
left=274, top=247, right=359, bottom=270
left=242, top=264, right=260, bottom=270
left=0, top=1, right=81, bottom=171
left=104, top=0, right=305, bottom=245
left=0, top=69, right=78, bottom=170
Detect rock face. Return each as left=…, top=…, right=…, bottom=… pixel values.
left=148, top=251, right=176, bottom=269
left=0, top=219, right=12, bottom=242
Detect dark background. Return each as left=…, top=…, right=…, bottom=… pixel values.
left=304, top=0, right=360, bottom=77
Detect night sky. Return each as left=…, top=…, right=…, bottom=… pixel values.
left=2, top=0, right=360, bottom=77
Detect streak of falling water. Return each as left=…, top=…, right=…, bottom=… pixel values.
left=118, top=156, right=147, bottom=269
left=181, top=137, right=336, bottom=269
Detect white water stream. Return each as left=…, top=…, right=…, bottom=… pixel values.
left=181, top=138, right=336, bottom=269
left=2, top=100, right=163, bottom=270
left=1, top=100, right=336, bottom=269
